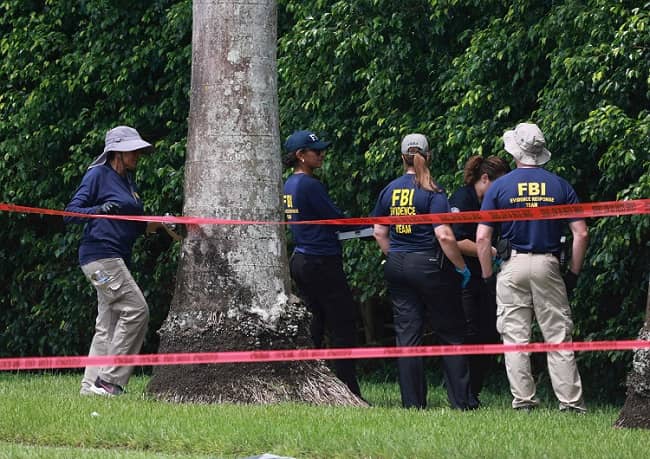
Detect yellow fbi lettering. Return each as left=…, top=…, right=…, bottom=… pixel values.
left=512, top=182, right=553, bottom=207
left=517, top=182, right=546, bottom=196
left=389, top=189, right=416, bottom=215
left=390, top=189, right=415, bottom=233
left=283, top=194, right=299, bottom=220
left=391, top=188, right=414, bottom=206
left=390, top=206, right=416, bottom=216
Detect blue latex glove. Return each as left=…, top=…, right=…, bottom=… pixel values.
left=492, top=256, right=503, bottom=269
left=455, top=266, right=471, bottom=289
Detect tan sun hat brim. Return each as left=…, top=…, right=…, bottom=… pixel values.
left=503, top=129, right=551, bottom=166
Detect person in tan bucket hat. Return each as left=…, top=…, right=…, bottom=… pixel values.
left=475, top=122, right=589, bottom=413
left=503, top=122, right=551, bottom=166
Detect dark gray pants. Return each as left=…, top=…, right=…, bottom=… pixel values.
left=384, top=251, right=476, bottom=410
left=461, top=275, right=500, bottom=399
left=290, top=253, right=361, bottom=397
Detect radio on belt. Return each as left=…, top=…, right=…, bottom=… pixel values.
left=336, top=227, right=374, bottom=240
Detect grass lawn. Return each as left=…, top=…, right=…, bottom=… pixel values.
left=0, top=372, right=647, bottom=458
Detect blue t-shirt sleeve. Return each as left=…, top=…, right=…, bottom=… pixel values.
left=562, top=178, right=582, bottom=222
left=429, top=192, right=450, bottom=228
left=479, top=184, right=499, bottom=227
left=564, top=181, right=579, bottom=204
left=371, top=187, right=389, bottom=218
left=306, top=177, right=367, bottom=232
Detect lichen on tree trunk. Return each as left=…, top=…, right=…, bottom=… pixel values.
left=148, top=294, right=364, bottom=406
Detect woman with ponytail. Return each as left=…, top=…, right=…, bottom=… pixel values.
left=449, top=155, right=510, bottom=403
left=371, top=133, right=476, bottom=410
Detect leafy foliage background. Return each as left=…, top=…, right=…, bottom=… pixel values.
left=0, top=0, right=191, bottom=357
left=1, top=0, right=648, bottom=400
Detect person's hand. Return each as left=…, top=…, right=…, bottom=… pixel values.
left=165, top=222, right=186, bottom=239
left=159, top=213, right=186, bottom=240
left=483, top=273, right=497, bottom=297
left=163, top=213, right=177, bottom=232
left=563, top=270, right=578, bottom=298
left=98, top=201, right=121, bottom=214
left=163, top=222, right=178, bottom=233
left=455, top=266, right=471, bottom=289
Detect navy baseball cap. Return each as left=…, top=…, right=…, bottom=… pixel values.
left=284, top=130, right=332, bottom=152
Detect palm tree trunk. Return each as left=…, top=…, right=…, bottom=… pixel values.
left=615, top=278, right=650, bottom=428
left=146, top=0, right=364, bottom=405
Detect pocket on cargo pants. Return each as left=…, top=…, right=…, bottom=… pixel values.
left=84, top=258, right=133, bottom=304
left=495, top=304, right=506, bottom=336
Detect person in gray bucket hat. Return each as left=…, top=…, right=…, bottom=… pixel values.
left=88, top=125, right=154, bottom=169
left=476, top=122, right=589, bottom=413
left=64, top=126, right=165, bottom=397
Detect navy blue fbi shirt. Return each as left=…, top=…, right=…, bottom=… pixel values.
left=65, top=164, right=146, bottom=266
left=449, top=184, right=482, bottom=277
left=372, top=174, right=450, bottom=252
left=283, top=173, right=348, bottom=256
left=481, top=167, right=580, bottom=253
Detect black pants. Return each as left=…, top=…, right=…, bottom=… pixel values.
left=289, top=252, right=361, bottom=397
left=462, top=276, right=500, bottom=399
left=384, top=251, right=477, bottom=410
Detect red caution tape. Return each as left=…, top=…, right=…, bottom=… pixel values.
left=1, top=340, right=649, bottom=371
left=1, top=199, right=649, bottom=226
left=1, top=200, right=648, bottom=371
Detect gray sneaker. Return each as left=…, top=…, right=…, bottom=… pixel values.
left=90, top=377, right=124, bottom=396
left=80, top=386, right=94, bottom=396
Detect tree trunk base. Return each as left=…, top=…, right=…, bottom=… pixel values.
left=614, top=390, right=650, bottom=429
left=147, top=360, right=367, bottom=406
left=148, top=295, right=367, bottom=406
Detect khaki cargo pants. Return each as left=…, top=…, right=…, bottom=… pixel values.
left=80, top=257, right=149, bottom=393
left=496, top=251, right=585, bottom=411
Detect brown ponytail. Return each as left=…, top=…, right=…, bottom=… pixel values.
left=463, top=155, right=510, bottom=185
left=403, top=150, right=441, bottom=192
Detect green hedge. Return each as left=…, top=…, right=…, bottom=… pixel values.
left=0, top=0, right=191, bottom=356
left=278, top=0, right=649, bottom=399
left=1, top=0, right=648, bottom=400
